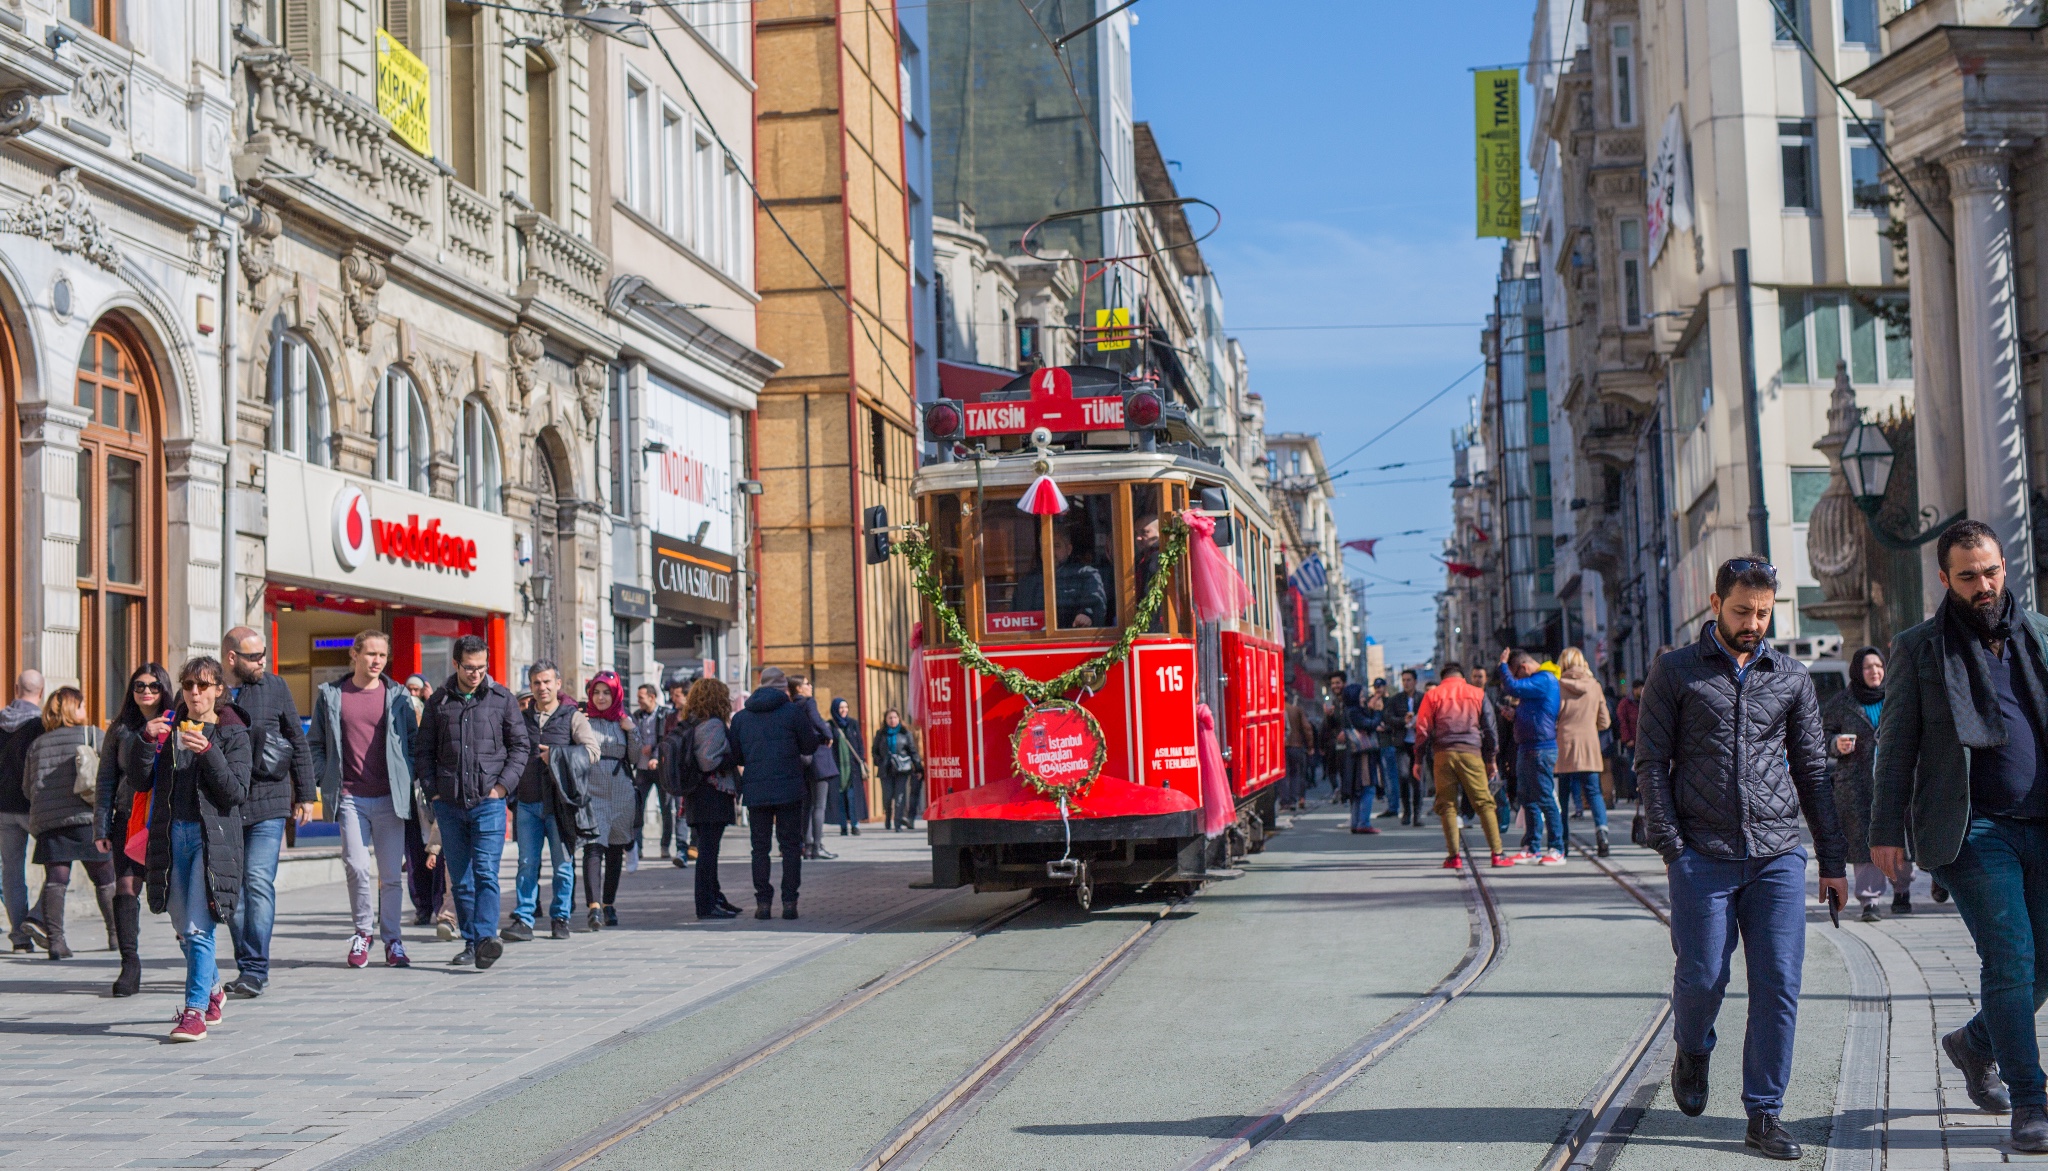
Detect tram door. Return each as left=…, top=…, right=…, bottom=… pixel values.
left=1195, top=619, right=1225, bottom=744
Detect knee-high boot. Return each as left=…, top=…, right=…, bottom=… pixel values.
left=111, top=893, right=141, bottom=996
left=95, top=882, right=117, bottom=951
left=40, top=884, right=70, bottom=960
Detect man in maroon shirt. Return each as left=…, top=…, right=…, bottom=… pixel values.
left=311, top=631, right=420, bottom=968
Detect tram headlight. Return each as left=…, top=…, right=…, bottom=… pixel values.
left=1122, top=389, right=1163, bottom=430
left=923, top=400, right=964, bottom=442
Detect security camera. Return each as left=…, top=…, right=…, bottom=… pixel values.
left=1030, top=426, right=1053, bottom=447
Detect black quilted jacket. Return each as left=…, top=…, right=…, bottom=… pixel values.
left=1635, top=624, right=1845, bottom=876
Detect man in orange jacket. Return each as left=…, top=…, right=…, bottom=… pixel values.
left=1412, top=662, right=1513, bottom=869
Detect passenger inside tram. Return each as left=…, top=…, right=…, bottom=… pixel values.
left=1013, top=496, right=1113, bottom=629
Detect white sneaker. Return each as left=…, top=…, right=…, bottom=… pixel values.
left=1538, top=850, right=1567, bottom=866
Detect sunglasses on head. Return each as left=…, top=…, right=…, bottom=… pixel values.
left=1725, top=558, right=1778, bottom=580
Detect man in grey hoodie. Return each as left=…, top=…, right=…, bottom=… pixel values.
left=0, top=669, right=45, bottom=950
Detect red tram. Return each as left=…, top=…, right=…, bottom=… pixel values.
left=901, top=365, right=1284, bottom=905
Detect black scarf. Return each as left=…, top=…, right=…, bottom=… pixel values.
left=1847, top=646, right=1886, bottom=706
left=1939, top=589, right=2048, bottom=749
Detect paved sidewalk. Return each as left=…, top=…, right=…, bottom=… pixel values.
left=0, top=823, right=949, bottom=1171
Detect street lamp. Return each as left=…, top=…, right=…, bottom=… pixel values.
left=1839, top=419, right=1960, bottom=548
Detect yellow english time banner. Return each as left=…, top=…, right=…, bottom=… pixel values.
left=1474, top=68, right=1521, bottom=239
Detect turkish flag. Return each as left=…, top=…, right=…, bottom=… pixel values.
left=1443, top=560, right=1485, bottom=579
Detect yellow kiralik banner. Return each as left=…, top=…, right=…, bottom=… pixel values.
left=376, top=29, right=431, bottom=157
left=1474, top=68, right=1521, bottom=239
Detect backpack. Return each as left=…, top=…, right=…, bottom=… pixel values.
left=72, top=728, right=103, bottom=801
left=661, top=719, right=709, bottom=798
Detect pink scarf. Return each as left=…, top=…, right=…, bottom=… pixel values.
left=584, top=671, right=627, bottom=723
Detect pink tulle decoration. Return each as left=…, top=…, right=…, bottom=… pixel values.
left=1195, top=703, right=1234, bottom=838
left=1018, top=474, right=1068, bottom=516
left=908, top=622, right=926, bottom=725
left=1183, top=511, right=1252, bottom=621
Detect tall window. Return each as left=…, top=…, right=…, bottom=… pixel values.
left=1779, top=120, right=1817, bottom=210
left=379, top=0, right=413, bottom=46
left=75, top=326, right=158, bottom=722
left=1779, top=292, right=1911, bottom=386
left=683, top=0, right=750, bottom=71
left=1530, top=388, right=1550, bottom=446
left=458, top=395, right=502, bottom=512
left=68, top=0, right=116, bottom=39
left=1610, top=24, right=1636, bottom=128
left=692, top=129, right=717, bottom=254
left=1773, top=0, right=1810, bottom=43
left=267, top=327, right=331, bottom=465
left=1849, top=118, right=1886, bottom=208
left=624, top=73, right=652, bottom=214
left=722, top=156, right=746, bottom=278
left=1617, top=218, right=1645, bottom=328
left=607, top=366, right=629, bottom=519
left=526, top=50, right=556, bottom=219
left=446, top=2, right=480, bottom=188
left=375, top=367, right=431, bottom=492
left=1842, top=0, right=1880, bottom=47
left=661, top=103, right=687, bottom=234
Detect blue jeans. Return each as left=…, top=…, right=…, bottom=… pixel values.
left=1378, top=746, right=1400, bottom=809
left=168, top=821, right=220, bottom=1011
left=513, top=800, right=574, bottom=926
left=229, top=817, right=285, bottom=986
left=1361, top=746, right=1381, bottom=793
left=1668, top=846, right=1809, bottom=1116
left=435, top=798, right=507, bottom=944
left=1517, top=747, right=1563, bottom=852
left=1350, top=767, right=1377, bottom=827
left=1559, top=771, right=1608, bottom=829
left=1932, top=816, right=2048, bottom=1108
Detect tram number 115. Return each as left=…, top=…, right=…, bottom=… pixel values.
left=928, top=676, right=952, bottom=705
left=1154, top=665, right=1184, bottom=693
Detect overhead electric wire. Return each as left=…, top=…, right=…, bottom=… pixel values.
left=1316, top=361, right=1484, bottom=476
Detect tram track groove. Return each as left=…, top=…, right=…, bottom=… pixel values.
left=855, top=896, right=1192, bottom=1171
left=1171, top=833, right=1510, bottom=1171
left=517, top=894, right=1044, bottom=1171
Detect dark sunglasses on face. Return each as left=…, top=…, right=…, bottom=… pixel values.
left=132, top=681, right=162, bottom=693
left=235, top=648, right=269, bottom=661
left=180, top=679, right=219, bottom=692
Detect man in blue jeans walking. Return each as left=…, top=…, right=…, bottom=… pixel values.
left=1498, top=649, right=1564, bottom=864
left=414, top=635, right=529, bottom=970
left=1636, top=556, right=1846, bottom=1161
left=1872, top=520, right=2048, bottom=1153
left=222, top=627, right=317, bottom=998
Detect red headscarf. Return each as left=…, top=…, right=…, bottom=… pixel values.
left=584, top=671, right=628, bottom=723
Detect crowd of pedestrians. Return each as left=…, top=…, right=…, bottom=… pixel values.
left=0, top=628, right=926, bottom=1043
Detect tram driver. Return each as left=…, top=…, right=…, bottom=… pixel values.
left=1015, top=515, right=1111, bottom=629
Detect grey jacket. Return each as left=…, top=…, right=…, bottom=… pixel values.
left=26, top=724, right=102, bottom=836
left=309, top=677, right=420, bottom=820
left=1871, top=607, right=2048, bottom=869
left=585, top=715, right=638, bottom=846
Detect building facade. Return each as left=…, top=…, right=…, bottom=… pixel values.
left=1266, top=431, right=1359, bottom=693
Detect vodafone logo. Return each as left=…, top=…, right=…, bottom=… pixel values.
left=333, top=485, right=371, bottom=569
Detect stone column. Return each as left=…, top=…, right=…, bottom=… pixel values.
left=1901, top=164, right=1964, bottom=613
left=19, top=400, right=91, bottom=686
left=165, top=438, right=229, bottom=665
left=1945, top=148, right=2034, bottom=604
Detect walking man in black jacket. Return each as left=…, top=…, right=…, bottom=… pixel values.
left=728, top=667, right=823, bottom=920
left=415, top=635, right=529, bottom=969
left=1636, top=556, right=1846, bottom=1160
left=1872, top=520, right=2048, bottom=1151
left=222, top=627, right=316, bottom=998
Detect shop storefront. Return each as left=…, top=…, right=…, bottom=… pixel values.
left=637, top=371, right=744, bottom=688
left=260, top=454, right=518, bottom=712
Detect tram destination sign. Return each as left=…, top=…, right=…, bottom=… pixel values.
left=964, top=366, right=1124, bottom=436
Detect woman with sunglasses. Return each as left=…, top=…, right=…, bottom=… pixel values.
left=93, top=663, right=174, bottom=996
left=128, top=658, right=252, bottom=1042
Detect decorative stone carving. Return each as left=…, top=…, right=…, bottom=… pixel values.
left=72, top=64, right=126, bottom=131
left=1943, top=148, right=2011, bottom=197
left=574, top=355, right=606, bottom=424
left=508, top=324, right=545, bottom=400
left=0, top=168, right=120, bottom=272
left=339, top=247, right=386, bottom=353
left=238, top=203, right=283, bottom=295
left=1804, top=360, right=1871, bottom=647
left=0, top=89, right=45, bottom=138
left=187, top=226, right=227, bottom=279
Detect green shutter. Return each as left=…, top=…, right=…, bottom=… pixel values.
left=1780, top=297, right=1809, bottom=384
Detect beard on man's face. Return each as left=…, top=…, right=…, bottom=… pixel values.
left=1955, top=584, right=2003, bottom=615
left=1723, top=626, right=1765, bottom=652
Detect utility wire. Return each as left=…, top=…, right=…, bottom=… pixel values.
left=1317, top=361, right=1485, bottom=477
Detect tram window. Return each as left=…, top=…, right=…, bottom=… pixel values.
left=1132, top=483, right=1164, bottom=632
left=931, top=493, right=968, bottom=623
left=1030, top=494, right=1114, bottom=629
left=983, top=507, right=1045, bottom=634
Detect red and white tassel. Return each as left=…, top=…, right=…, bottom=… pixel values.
left=1018, top=473, right=1068, bottom=516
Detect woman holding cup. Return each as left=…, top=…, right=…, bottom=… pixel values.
left=1821, top=645, right=1908, bottom=921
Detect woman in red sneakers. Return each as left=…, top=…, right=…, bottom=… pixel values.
left=129, top=657, right=252, bottom=1042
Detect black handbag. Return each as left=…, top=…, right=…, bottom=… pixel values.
left=249, top=726, right=293, bottom=782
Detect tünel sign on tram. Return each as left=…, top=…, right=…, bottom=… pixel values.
left=964, top=367, right=1125, bottom=436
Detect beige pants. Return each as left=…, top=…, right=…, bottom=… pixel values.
left=1432, top=751, right=1502, bottom=858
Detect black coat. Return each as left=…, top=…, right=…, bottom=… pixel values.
left=231, top=672, right=316, bottom=823
left=93, top=721, right=146, bottom=841
left=1820, top=689, right=1881, bottom=865
left=130, top=704, right=254, bottom=919
left=871, top=724, right=922, bottom=780
left=1635, top=624, right=1845, bottom=876
left=673, top=717, right=737, bottom=827
left=728, top=687, right=824, bottom=808
left=414, top=677, right=531, bottom=809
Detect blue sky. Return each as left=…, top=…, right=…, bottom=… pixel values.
left=1131, top=0, right=1536, bottom=668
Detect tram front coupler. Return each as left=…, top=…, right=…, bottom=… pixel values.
left=1045, top=858, right=1093, bottom=911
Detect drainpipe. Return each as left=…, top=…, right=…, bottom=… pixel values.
left=219, top=215, right=239, bottom=640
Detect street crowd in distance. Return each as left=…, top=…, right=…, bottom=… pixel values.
left=1, top=627, right=923, bottom=1043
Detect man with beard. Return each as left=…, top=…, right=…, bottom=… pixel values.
left=221, top=626, right=316, bottom=997
left=1872, top=520, right=2048, bottom=1151
left=1635, top=556, right=1845, bottom=1160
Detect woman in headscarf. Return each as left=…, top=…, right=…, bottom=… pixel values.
left=580, top=672, right=638, bottom=930
left=870, top=710, right=922, bottom=830
left=1822, top=645, right=1910, bottom=921
left=825, top=697, right=869, bottom=834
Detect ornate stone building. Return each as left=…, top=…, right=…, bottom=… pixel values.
left=228, top=0, right=614, bottom=704
left=0, top=2, right=238, bottom=719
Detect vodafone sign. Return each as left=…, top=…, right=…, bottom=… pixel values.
left=267, top=455, right=517, bottom=614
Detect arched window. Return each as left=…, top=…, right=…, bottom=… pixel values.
left=267, top=327, right=330, bottom=465
left=459, top=394, right=502, bottom=512
left=374, top=367, right=430, bottom=493
left=74, top=324, right=162, bottom=722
